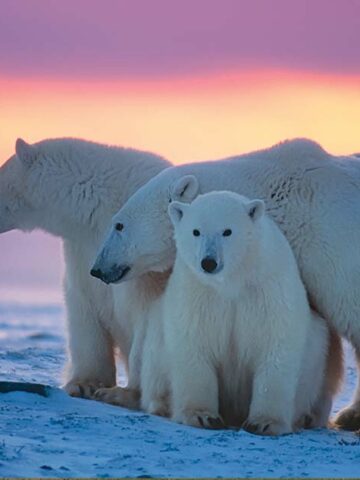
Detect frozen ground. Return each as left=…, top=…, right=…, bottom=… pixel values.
left=0, top=295, right=359, bottom=478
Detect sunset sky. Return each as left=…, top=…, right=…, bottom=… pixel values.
left=0, top=0, right=359, bottom=298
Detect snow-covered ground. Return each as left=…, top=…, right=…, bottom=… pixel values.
left=0, top=295, right=359, bottom=478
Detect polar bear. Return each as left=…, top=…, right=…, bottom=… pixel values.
left=136, top=192, right=342, bottom=434
left=0, top=137, right=170, bottom=397
left=92, top=138, right=358, bottom=429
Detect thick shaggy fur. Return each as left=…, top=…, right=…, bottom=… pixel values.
left=94, top=138, right=356, bottom=428
left=0, top=138, right=170, bottom=396
left=138, top=192, right=342, bottom=434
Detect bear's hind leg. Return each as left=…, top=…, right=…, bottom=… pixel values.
left=334, top=346, right=360, bottom=431
left=310, top=329, right=344, bottom=428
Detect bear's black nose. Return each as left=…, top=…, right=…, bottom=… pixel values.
left=201, top=257, right=218, bottom=273
left=90, top=268, right=104, bottom=280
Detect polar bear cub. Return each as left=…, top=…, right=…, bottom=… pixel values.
left=143, top=191, right=336, bottom=434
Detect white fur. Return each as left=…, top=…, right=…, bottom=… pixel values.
left=0, top=137, right=170, bottom=397
left=95, top=138, right=354, bottom=426
left=139, top=192, right=341, bottom=434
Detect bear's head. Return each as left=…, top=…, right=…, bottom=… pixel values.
left=1, top=138, right=98, bottom=237
left=168, top=191, right=265, bottom=290
left=0, top=138, right=44, bottom=234
left=91, top=172, right=200, bottom=284
left=1, top=137, right=131, bottom=239
left=0, top=138, right=96, bottom=237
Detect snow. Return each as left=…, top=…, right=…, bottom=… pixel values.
left=0, top=296, right=359, bottom=478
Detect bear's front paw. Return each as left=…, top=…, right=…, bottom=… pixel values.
left=295, top=413, right=315, bottom=430
left=94, top=386, right=140, bottom=410
left=174, top=409, right=225, bottom=429
left=63, top=380, right=106, bottom=399
left=333, top=404, right=360, bottom=431
left=243, top=416, right=292, bottom=436
left=147, top=399, right=170, bottom=418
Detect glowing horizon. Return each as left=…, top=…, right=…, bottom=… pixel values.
left=1, top=69, right=359, bottom=167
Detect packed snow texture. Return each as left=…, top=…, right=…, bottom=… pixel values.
left=0, top=297, right=359, bottom=478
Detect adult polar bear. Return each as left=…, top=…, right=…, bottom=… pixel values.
left=93, top=138, right=360, bottom=430
left=0, top=137, right=170, bottom=397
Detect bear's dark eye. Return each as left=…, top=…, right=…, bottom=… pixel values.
left=223, top=229, right=232, bottom=237
left=193, top=229, right=200, bottom=237
left=115, top=222, right=124, bottom=232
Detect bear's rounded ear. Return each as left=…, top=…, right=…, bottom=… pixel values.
left=15, top=138, right=38, bottom=168
left=168, top=201, right=188, bottom=226
left=171, top=175, right=199, bottom=203
left=246, top=199, right=265, bottom=222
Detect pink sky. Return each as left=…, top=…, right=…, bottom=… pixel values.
left=0, top=0, right=359, bottom=78
left=0, top=1, right=359, bottom=296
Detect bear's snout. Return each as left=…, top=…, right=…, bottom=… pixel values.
left=90, top=268, right=104, bottom=280
left=90, top=264, right=131, bottom=284
left=201, top=257, right=218, bottom=274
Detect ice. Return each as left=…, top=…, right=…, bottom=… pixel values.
left=0, top=297, right=359, bottom=477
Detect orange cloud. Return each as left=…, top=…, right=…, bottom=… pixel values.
left=1, top=69, right=359, bottom=166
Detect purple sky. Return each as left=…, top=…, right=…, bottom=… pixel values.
left=1, top=231, right=62, bottom=286
left=0, top=231, right=63, bottom=297
left=0, top=0, right=359, bottom=78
